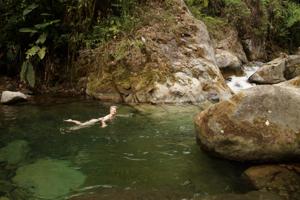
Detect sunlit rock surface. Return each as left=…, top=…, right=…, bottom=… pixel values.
left=249, top=55, right=300, bottom=84
left=1, top=91, right=27, bottom=104
left=195, top=85, right=300, bottom=162
left=82, top=0, right=231, bottom=104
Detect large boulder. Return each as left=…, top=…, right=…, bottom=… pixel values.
left=249, top=55, right=300, bottom=84
left=194, top=85, right=300, bottom=162
left=81, top=0, right=231, bottom=104
left=244, top=164, right=300, bottom=200
left=215, top=49, right=241, bottom=69
left=248, top=57, right=286, bottom=84
left=1, top=91, right=27, bottom=104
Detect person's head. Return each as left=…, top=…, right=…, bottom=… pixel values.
left=110, top=106, right=117, bottom=115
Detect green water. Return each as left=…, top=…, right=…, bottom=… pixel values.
left=0, top=98, right=250, bottom=199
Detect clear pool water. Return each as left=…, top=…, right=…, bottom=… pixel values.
left=0, top=98, right=250, bottom=199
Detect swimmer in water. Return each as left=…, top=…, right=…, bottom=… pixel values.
left=64, top=106, right=117, bottom=130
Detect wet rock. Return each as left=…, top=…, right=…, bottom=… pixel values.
left=194, top=85, right=300, bottom=162
left=83, top=0, right=231, bottom=104
left=13, top=159, right=86, bottom=199
left=1, top=91, right=27, bottom=104
left=249, top=55, right=300, bottom=84
left=244, top=164, right=300, bottom=200
left=248, top=57, right=286, bottom=84
left=215, top=49, right=241, bottom=69
left=0, top=140, right=29, bottom=165
left=194, top=191, right=283, bottom=200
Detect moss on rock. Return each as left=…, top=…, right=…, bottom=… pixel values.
left=13, top=159, right=86, bottom=199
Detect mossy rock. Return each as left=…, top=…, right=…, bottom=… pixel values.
left=195, top=85, right=300, bottom=162
left=12, top=159, right=86, bottom=199
left=0, top=140, right=30, bottom=165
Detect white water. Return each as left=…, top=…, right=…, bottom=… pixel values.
left=226, top=64, right=261, bottom=93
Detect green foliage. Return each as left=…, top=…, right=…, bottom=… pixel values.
left=0, top=0, right=140, bottom=86
left=185, top=0, right=300, bottom=51
left=20, top=61, right=35, bottom=87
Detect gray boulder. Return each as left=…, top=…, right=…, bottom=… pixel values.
left=195, top=85, right=300, bottom=162
left=1, top=91, right=27, bottom=104
left=248, top=57, right=286, bottom=84
left=215, top=49, right=241, bottom=69
left=249, top=55, right=300, bottom=84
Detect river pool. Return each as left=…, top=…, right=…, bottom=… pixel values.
left=0, top=98, right=250, bottom=199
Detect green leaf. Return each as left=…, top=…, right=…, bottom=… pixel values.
left=37, top=47, right=46, bottom=60
left=26, top=46, right=40, bottom=59
left=26, top=62, right=35, bottom=87
left=19, top=28, right=38, bottom=33
left=34, top=20, right=61, bottom=29
left=23, top=4, right=38, bottom=16
left=40, top=13, right=52, bottom=16
left=36, top=33, right=47, bottom=44
left=20, top=61, right=28, bottom=82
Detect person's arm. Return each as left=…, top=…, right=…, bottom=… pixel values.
left=64, top=119, right=82, bottom=125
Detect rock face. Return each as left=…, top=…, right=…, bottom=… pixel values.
left=1, top=91, right=27, bottom=104
left=244, top=165, right=300, bottom=200
left=248, top=57, right=286, bottom=84
left=194, top=85, right=300, bottom=162
left=211, top=25, right=247, bottom=69
left=249, top=55, right=300, bottom=84
left=81, top=0, right=231, bottom=104
left=243, top=38, right=266, bottom=61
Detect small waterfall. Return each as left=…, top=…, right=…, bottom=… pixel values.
left=223, top=62, right=262, bottom=93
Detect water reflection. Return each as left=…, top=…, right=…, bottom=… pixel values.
left=0, top=105, right=19, bottom=121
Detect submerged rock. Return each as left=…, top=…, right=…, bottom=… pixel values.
left=194, top=191, right=283, bottom=200
left=1, top=91, right=27, bottom=104
left=13, top=159, right=86, bottom=199
left=244, top=164, right=300, bottom=200
left=194, top=85, right=300, bottom=162
left=0, top=140, right=29, bottom=165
